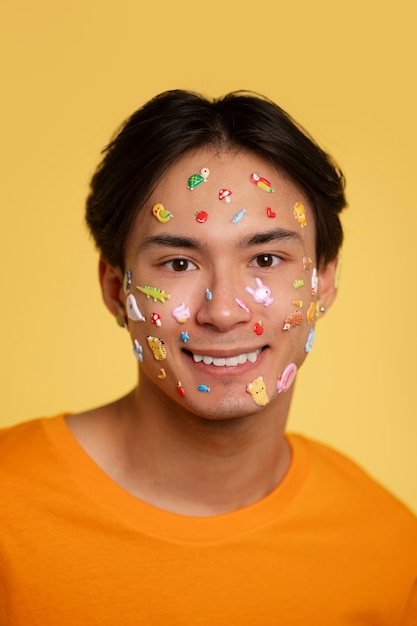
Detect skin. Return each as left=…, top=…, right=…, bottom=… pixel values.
left=67, top=148, right=338, bottom=516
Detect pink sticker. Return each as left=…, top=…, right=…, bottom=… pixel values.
left=277, top=363, right=297, bottom=393
left=171, top=302, right=191, bottom=323
left=235, top=298, right=250, bottom=313
left=245, top=278, right=274, bottom=307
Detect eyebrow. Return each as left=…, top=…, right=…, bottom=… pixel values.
left=140, top=228, right=303, bottom=251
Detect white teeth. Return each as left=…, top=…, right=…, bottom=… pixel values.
left=192, top=349, right=261, bottom=367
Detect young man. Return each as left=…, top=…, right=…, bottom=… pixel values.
left=1, top=90, right=416, bottom=624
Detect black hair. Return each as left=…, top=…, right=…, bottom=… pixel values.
left=86, top=89, right=346, bottom=269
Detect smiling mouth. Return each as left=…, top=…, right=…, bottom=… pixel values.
left=190, top=348, right=263, bottom=367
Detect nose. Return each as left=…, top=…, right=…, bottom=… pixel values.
left=194, top=271, right=251, bottom=332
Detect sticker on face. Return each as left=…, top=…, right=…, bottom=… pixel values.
left=250, top=172, right=274, bottom=193
left=176, top=381, right=186, bottom=397
left=147, top=336, right=167, bottom=360
left=293, top=279, right=305, bottom=290
left=307, top=302, right=316, bottom=324
left=205, top=288, right=213, bottom=300
left=293, top=201, right=307, bottom=228
left=245, top=278, right=274, bottom=307
left=123, top=270, right=132, bottom=294
left=266, top=207, right=276, bottom=218
left=158, top=368, right=166, bottom=379
left=246, top=376, right=270, bottom=406
left=171, top=302, right=191, bottom=323
left=181, top=331, right=190, bottom=343
left=126, top=294, right=146, bottom=322
left=253, top=320, right=264, bottom=335
left=137, top=285, right=170, bottom=303
left=302, top=256, right=312, bottom=272
left=151, top=312, right=162, bottom=326
left=231, top=208, right=247, bottom=223
left=311, top=268, right=318, bottom=297
left=152, top=203, right=174, bottom=223
left=292, top=299, right=303, bottom=308
left=277, top=363, right=297, bottom=393
left=219, top=188, right=232, bottom=202
left=197, top=385, right=210, bottom=392
left=235, top=298, right=250, bottom=313
left=187, top=167, right=210, bottom=190
left=282, top=311, right=304, bottom=330
left=196, top=211, right=208, bottom=223
left=133, top=339, right=143, bottom=361
left=305, top=328, right=316, bottom=352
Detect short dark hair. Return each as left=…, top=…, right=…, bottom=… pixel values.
left=86, top=89, right=346, bottom=269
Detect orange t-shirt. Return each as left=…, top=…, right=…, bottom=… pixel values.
left=1, top=415, right=416, bottom=625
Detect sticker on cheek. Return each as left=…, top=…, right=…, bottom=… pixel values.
left=126, top=294, right=146, bottom=322
left=187, top=167, right=210, bottom=190
left=293, top=279, right=305, bottom=290
left=250, top=172, right=274, bottom=193
left=293, top=201, right=307, bottom=228
left=253, top=320, right=264, bottom=335
left=283, top=311, right=304, bottom=330
left=307, top=302, right=316, bottom=324
left=147, top=336, right=167, bottom=360
left=292, top=299, right=303, bottom=308
left=151, top=312, right=162, bottom=326
left=219, top=188, right=232, bottom=202
left=123, top=270, right=132, bottom=294
left=305, top=328, right=316, bottom=352
left=235, top=298, right=250, bottom=313
left=176, top=381, right=186, bottom=397
left=311, top=268, right=318, bottom=296
left=132, top=339, right=143, bottom=362
left=277, top=363, right=297, bottom=393
left=245, top=278, right=274, bottom=307
left=181, top=331, right=190, bottom=343
left=246, top=376, right=270, bottom=406
left=152, top=203, right=174, bottom=223
left=137, top=285, right=170, bottom=303
left=172, top=302, right=191, bottom=323
left=302, top=256, right=312, bottom=272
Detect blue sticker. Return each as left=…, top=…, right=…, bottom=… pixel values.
left=305, top=328, right=316, bottom=352
left=181, top=331, right=190, bottom=343
left=197, top=385, right=211, bottom=392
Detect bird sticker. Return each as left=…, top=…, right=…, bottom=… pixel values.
left=152, top=203, right=174, bottom=223
left=187, top=167, right=210, bottom=190
left=250, top=172, right=274, bottom=193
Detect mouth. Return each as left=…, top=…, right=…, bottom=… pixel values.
left=191, top=348, right=263, bottom=367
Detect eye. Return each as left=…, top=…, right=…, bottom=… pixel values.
left=164, top=258, right=197, bottom=272
left=250, top=254, right=281, bottom=268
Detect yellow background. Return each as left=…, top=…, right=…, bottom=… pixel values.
left=1, top=1, right=416, bottom=512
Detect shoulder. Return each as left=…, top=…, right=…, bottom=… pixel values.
left=288, top=433, right=417, bottom=529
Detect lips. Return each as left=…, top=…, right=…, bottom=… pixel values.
left=191, top=348, right=263, bottom=367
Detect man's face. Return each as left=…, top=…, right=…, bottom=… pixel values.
left=122, top=149, right=320, bottom=420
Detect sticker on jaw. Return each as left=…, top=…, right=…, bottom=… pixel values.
left=246, top=376, right=270, bottom=406
left=277, top=363, right=297, bottom=393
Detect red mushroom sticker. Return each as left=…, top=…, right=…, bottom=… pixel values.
left=218, top=188, right=232, bottom=203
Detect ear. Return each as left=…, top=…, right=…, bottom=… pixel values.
left=99, top=258, right=124, bottom=317
left=317, top=256, right=339, bottom=312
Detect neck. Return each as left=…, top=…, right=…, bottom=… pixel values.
left=113, top=382, right=292, bottom=516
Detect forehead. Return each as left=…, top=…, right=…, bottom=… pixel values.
left=129, top=148, right=316, bottom=256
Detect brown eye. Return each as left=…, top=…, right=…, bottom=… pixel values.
left=165, top=258, right=197, bottom=272
left=256, top=254, right=274, bottom=267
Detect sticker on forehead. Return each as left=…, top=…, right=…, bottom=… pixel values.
left=266, top=207, right=276, bottom=218
left=152, top=203, right=174, bottom=223
left=147, top=336, right=167, bottom=360
left=246, top=376, right=270, bottom=407
left=196, top=210, right=208, bottom=223
left=187, top=167, right=210, bottom=190
left=137, top=285, right=170, bottom=303
left=123, top=270, right=132, bottom=294
left=250, top=172, right=274, bottom=193
left=219, top=189, right=232, bottom=203
left=277, top=363, right=297, bottom=393
left=245, top=278, right=274, bottom=307
left=293, top=201, right=307, bottom=228
left=172, top=302, right=191, bottom=323
left=126, top=294, right=146, bottom=322
left=232, top=208, right=247, bottom=224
